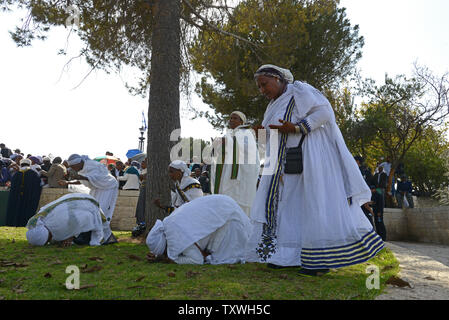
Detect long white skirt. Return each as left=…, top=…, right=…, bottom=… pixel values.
left=90, top=187, right=118, bottom=240
left=245, top=126, right=384, bottom=268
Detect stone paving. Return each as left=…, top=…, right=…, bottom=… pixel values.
left=376, top=241, right=449, bottom=300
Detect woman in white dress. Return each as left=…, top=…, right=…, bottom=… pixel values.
left=245, top=65, right=384, bottom=276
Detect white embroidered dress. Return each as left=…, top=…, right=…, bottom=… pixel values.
left=245, top=81, right=384, bottom=268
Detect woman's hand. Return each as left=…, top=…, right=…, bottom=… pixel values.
left=268, top=119, right=296, bottom=134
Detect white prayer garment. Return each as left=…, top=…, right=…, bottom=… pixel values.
left=211, top=125, right=260, bottom=216
left=75, top=158, right=118, bottom=240
left=245, top=77, right=384, bottom=269
left=146, top=195, right=251, bottom=265
left=170, top=174, right=203, bottom=209
left=26, top=193, right=106, bottom=246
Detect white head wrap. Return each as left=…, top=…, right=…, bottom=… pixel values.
left=254, top=64, right=294, bottom=84
left=26, top=220, right=49, bottom=246
left=230, top=111, right=247, bottom=125
left=146, top=220, right=167, bottom=256
left=169, top=160, right=191, bottom=177
left=67, top=154, right=90, bottom=166
left=20, top=158, right=32, bottom=166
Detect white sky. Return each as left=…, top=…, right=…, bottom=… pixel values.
left=1, top=0, right=448, bottom=161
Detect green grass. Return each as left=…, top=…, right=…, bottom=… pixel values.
left=0, top=227, right=399, bottom=300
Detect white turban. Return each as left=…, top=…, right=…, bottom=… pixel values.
left=67, top=154, right=90, bottom=166
left=254, top=64, right=294, bottom=84
left=26, top=220, right=49, bottom=246
left=231, top=111, right=247, bottom=125
left=20, top=158, right=32, bottom=166
left=169, top=160, right=191, bottom=177
left=146, top=220, right=167, bottom=256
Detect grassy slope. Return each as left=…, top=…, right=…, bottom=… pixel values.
left=0, top=227, right=399, bottom=300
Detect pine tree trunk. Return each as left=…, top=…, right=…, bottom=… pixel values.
left=144, top=0, right=181, bottom=233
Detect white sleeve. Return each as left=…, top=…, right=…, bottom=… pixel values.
left=297, top=104, right=333, bottom=134
left=117, top=174, right=128, bottom=181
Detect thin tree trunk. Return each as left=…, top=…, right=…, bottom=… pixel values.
left=145, top=0, right=181, bottom=233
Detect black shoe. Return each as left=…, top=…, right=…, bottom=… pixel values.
left=298, top=268, right=330, bottom=277
left=131, top=223, right=146, bottom=238
left=102, top=233, right=118, bottom=245
left=267, top=263, right=300, bottom=269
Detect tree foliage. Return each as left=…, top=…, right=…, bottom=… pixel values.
left=402, top=126, right=449, bottom=196
left=189, top=0, right=364, bottom=128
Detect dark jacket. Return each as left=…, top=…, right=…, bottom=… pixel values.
left=372, top=172, right=388, bottom=189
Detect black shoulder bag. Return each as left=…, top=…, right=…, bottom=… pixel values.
left=284, top=134, right=306, bottom=174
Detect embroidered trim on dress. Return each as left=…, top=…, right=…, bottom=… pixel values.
left=300, top=229, right=384, bottom=269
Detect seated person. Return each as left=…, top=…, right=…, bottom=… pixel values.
left=25, top=193, right=107, bottom=247
left=146, top=194, right=251, bottom=265
left=153, top=160, right=203, bottom=214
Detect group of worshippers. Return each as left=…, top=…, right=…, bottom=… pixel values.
left=145, top=64, right=384, bottom=276
left=21, top=64, right=385, bottom=277
left=25, top=154, right=120, bottom=246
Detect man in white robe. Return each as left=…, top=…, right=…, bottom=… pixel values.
left=26, top=193, right=106, bottom=246
left=146, top=195, right=251, bottom=265
left=58, top=154, right=119, bottom=244
left=210, top=111, right=260, bottom=216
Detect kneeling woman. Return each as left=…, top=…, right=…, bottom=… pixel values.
left=25, top=193, right=107, bottom=247
left=146, top=195, right=251, bottom=265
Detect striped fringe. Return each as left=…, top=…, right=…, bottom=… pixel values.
left=301, top=229, right=384, bottom=269
left=264, top=96, right=296, bottom=230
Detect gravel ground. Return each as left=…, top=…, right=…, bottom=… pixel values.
left=376, top=241, right=449, bottom=300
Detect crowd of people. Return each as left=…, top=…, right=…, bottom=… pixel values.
left=1, top=64, right=399, bottom=277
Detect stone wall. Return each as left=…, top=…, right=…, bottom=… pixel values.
left=37, top=188, right=139, bottom=231
left=384, top=207, right=449, bottom=246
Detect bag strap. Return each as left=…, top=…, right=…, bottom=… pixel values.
left=297, top=134, right=306, bottom=148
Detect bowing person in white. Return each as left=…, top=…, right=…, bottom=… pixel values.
left=146, top=195, right=251, bottom=265
left=58, top=154, right=119, bottom=245
left=26, top=193, right=106, bottom=247
left=210, top=111, right=260, bottom=216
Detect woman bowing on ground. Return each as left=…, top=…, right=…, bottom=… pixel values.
left=245, top=64, right=383, bottom=276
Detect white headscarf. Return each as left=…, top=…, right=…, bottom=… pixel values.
left=169, top=160, right=191, bottom=177
left=67, top=154, right=90, bottom=166
left=254, top=64, right=294, bottom=84
left=230, top=111, right=247, bottom=125
left=146, top=220, right=167, bottom=256
left=26, top=220, right=49, bottom=246
left=20, top=158, right=32, bottom=166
